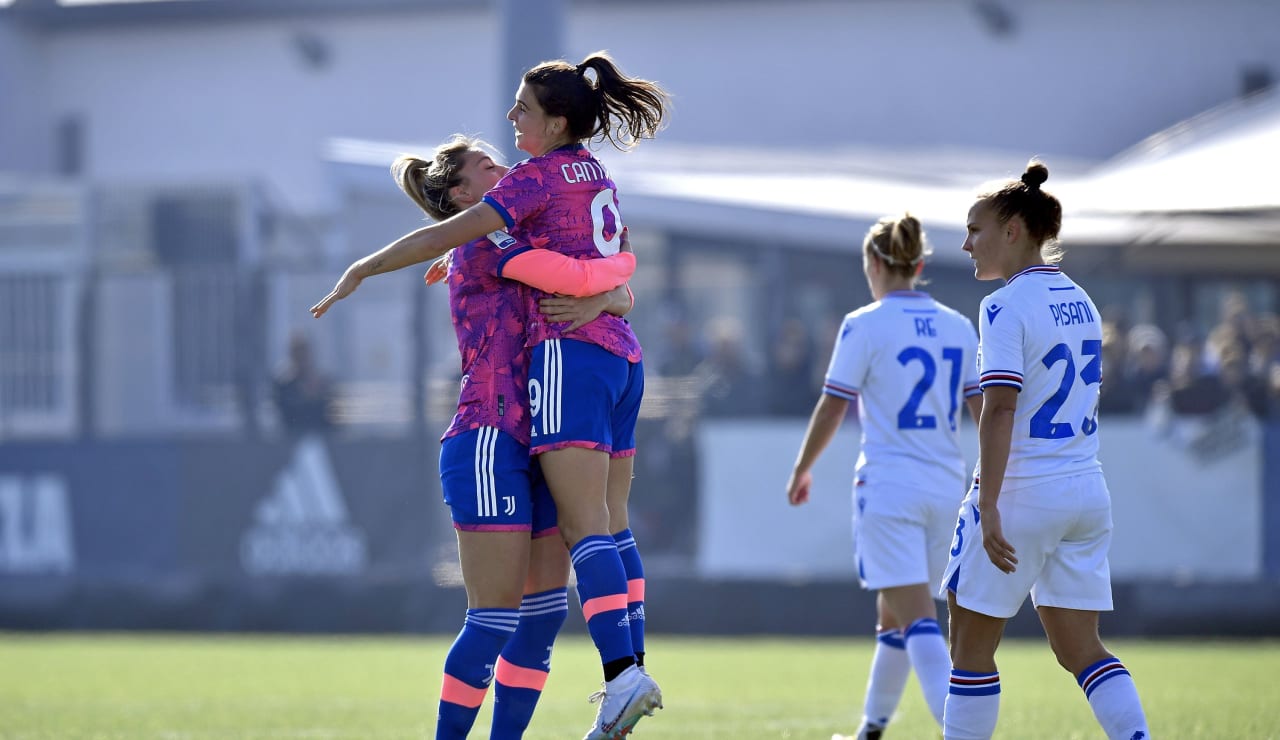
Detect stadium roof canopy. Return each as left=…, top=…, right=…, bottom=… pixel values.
left=1065, top=86, right=1280, bottom=216
left=614, top=88, right=1280, bottom=269
left=1049, top=88, right=1280, bottom=271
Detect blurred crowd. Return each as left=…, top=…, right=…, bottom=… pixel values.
left=651, top=314, right=826, bottom=419
left=274, top=293, right=1280, bottom=429
left=642, top=290, right=1280, bottom=422
left=1098, top=292, right=1280, bottom=421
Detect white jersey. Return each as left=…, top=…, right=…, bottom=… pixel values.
left=825, top=291, right=981, bottom=494
left=977, top=265, right=1104, bottom=485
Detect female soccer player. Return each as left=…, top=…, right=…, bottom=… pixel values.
left=786, top=214, right=982, bottom=740
left=392, top=135, right=636, bottom=739
left=941, top=162, right=1151, bottom=740
left=311, top=52, right=668, bottom=739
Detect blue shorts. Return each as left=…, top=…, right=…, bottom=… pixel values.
left=439, top=426, right=558, bottom=536
left=528, top=339, right=643, bottom=458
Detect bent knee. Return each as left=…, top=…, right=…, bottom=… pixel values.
left=1050, top=641, right=1111, bottom=675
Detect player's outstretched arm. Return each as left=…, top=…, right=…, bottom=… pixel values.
left=311, top=203, right=503, bottom=317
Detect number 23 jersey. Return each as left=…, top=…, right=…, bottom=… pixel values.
left=825, top=291, right=981, bottom=494
left=977, top=265, right=1104, bottom=486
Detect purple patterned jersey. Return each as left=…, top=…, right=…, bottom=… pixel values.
left=483, top=144, right=643, bottom=362
left=441, top=231, right=533, bottom=445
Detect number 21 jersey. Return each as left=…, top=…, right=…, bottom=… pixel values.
left=977, top=265, right=1104, bottom=485
left=825, top=291, right=981, bottom=494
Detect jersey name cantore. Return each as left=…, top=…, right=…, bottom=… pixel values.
left=1049, top=300, right=1095, bottom=327
left=560, top=160, right=608, bottom=184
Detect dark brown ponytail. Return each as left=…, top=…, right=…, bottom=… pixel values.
left=524, top=51, right=669, bottom=151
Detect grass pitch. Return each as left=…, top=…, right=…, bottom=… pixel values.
left=1, top=633, right=1278, bottom=738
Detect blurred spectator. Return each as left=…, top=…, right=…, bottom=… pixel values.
left=272, top=332, right=335, bottom=436
left=1205, top=289, right=1257, bottom=370
left=765, top=317, right=816, bottom=416
left=1217, top=344, right=1270, bottom=419
left=1251, top=313, right=1280, bottom=416
left=1250, top=313, right=1280, bottom=375
left=1098, top=318, right=1139, bottom=414
left=697, top=317, right=764, bottom=417
left=1122, top=323, right=1169, bottom=413
left=1155, top=329, right=1230, bottom=416
left=657, top=311, right=704, bottom=377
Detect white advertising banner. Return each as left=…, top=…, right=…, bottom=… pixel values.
left=697, top=414, right=1262, bottom=581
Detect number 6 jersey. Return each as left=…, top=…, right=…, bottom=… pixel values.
left=483, top=144, right=642, bottom=363
left=977, top=264, right=1104, bottom=485
left=825, top=290, right=981, bottom=494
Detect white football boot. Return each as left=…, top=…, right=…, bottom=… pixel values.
left=582, top=664, right=663, bottom=739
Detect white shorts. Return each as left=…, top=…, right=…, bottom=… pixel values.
left=940, top=472, right=1114, bottom=618
left=853, top=479, right=962, bottom=593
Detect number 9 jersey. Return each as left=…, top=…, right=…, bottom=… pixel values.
left=977, top=265, right=1104, bottom=486
left=825, top=290, right=981, bottom=494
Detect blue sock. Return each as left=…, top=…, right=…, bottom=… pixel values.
left=490, top=588, right=569, bottom=739
left=436, top=608, right=518, bottom=740
left=613, top=529, right=647, bottom=661
left=570, top=535, right=635, bottom=672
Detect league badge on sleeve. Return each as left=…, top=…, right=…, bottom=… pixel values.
left=486, top=230, right=517, bottom=249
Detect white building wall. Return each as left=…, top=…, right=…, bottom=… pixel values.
left=593, top=0, right=1279, bottom=159
left=0, top=19, right=51, bottom=173
left=698, top=418, right=1265, bottom=581
left=11, top=0, right=1277, bottom=215
left=42, top=7, right=500, bottom=214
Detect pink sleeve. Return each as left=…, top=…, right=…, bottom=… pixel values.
left=501, top=250, right=636, bottom=296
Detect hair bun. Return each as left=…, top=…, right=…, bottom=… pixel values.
left=1021, top=161, right=1049, bottom=190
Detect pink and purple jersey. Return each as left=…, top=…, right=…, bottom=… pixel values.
left=442, top=231, right=533, bottom=445
left=483, top=144, right=643, bottom=363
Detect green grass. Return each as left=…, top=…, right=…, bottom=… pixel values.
left=1, top=633, right=1278, bottom=738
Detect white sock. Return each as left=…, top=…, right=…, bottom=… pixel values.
left=943, top=669, right=999, bottom=740
left=861, top=628, right=910, bottom=729
left=1077, top=657, right=1150, bottom=740
left=904, top=617, right=951, bottom=727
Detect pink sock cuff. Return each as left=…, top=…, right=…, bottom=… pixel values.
left=440, top=673, right=488, bottom=708
left=581, top=593, right=628, bottom=621
left=495, top=656, right=549, bottom=691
